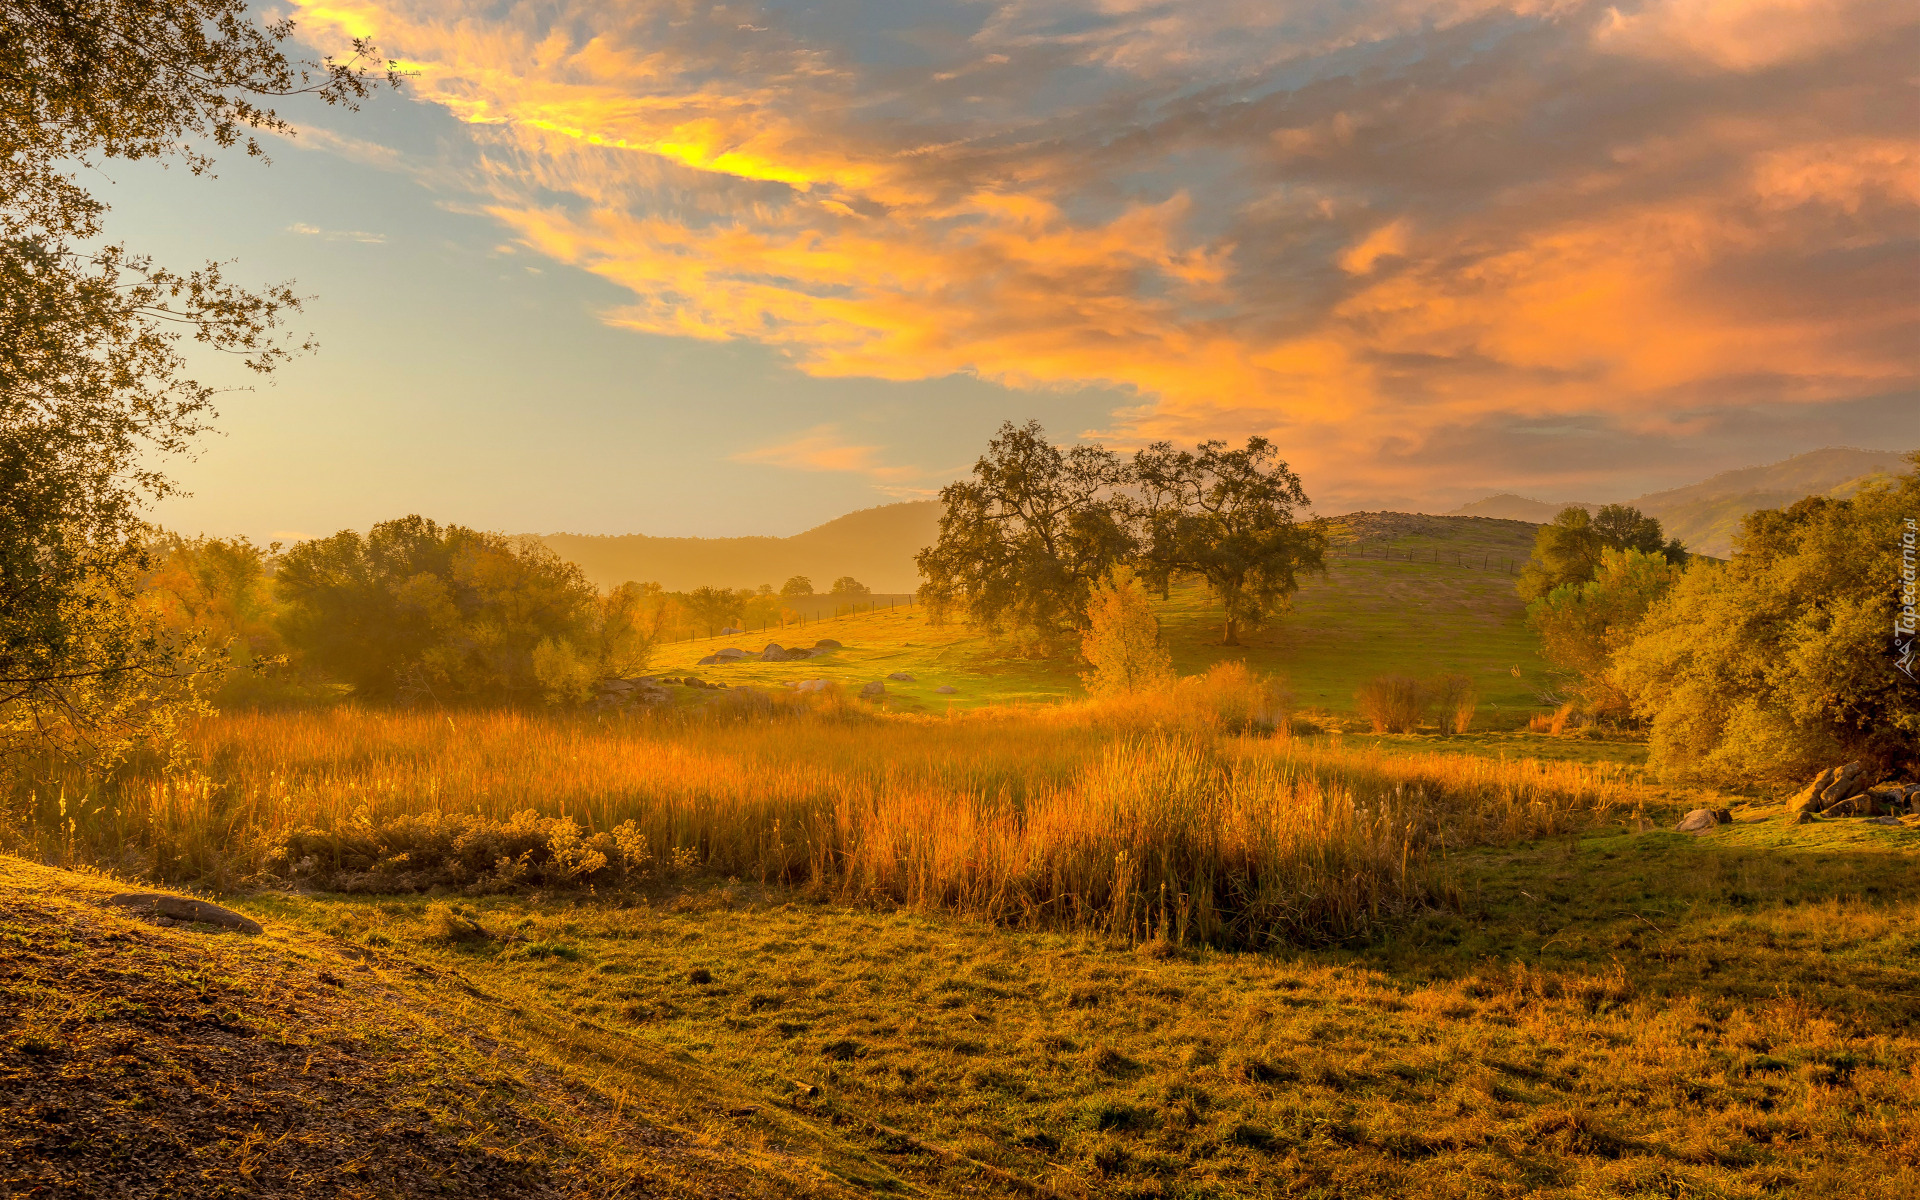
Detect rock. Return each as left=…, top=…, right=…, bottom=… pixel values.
left=784, top=648, right=812, bottom=659
left=795, top=679, right=830, bottom=693
left=760, top=648, right=789, bottom=662
left=106, top=893, right=263, bottom=935
left=763, top=644, right=784, bottom=656
left=1868, top=784, right=1913, bottom=816
left=720, top=626, right=742, bottom=635
left=596, top=678, right=635, bottom=694
left=1818, top=761, right=1870, bottom=806
left=1866, top=816, right=1902, bottom=826
left=1823, top=793, right=1876, bottom=817
left=887, top=672, right=915, bottom=682
left=859, top=681, right=886, bottom=699
left=1789, top=762, right=1878, bottom=815
left=716, top=647, right=746, bottom=660
left=697, top=655, right=721, bottom=665
left=813, top=639, right=842, bottom=650
left=1674, top=808, right=1731, bottom=833
left=935, top=685, right=958, bottom=694
left=1786, top=809, right=1814, bottom=825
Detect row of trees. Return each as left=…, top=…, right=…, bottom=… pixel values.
left=143, top=522, right=889, bottom=708
left=1523, top=461, right=1919, bottom=782
left=779, top=575, right=871, bottom=600
left=918, top=422, right=1326, bottom=649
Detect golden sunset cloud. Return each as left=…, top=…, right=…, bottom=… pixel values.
left=292, top=0, right=1917, bottom=496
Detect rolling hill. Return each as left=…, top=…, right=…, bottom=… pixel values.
left=540, top=501, right=940, bottom=593
left=543, top=446, right=1908, bottom=593
left=646, top=511, right=1553, bottom=720
left=1447, top=447, right=1907, bottom=556
left=1627, top=447, right=1907, bottom=557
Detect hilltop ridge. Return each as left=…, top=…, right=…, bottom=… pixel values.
left=1446, top=446, right=1906, bottom=556
left=538, top=447, right=1908, bottom=591
left=540, top=501, right=940, bottom=593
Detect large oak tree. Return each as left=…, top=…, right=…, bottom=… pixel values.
left=917, top=420, right=1132, bottom=646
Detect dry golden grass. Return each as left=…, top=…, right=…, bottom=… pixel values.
left=6, top=682, right=1631, bottom=947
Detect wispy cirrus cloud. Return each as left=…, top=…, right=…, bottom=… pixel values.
left=730, top=425, right=921, bottom=483
left=289, top=0, right=1918, bottom=505
left=287, top=221, right=387, bottom=243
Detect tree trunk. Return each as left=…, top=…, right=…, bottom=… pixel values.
left=1222, top=613, right=1239, bottom=646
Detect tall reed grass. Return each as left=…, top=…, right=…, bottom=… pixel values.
left=5, top=691, right=1630, bottom=945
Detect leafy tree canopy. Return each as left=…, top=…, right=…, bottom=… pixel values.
left=1615, top=457, right=1920, bottom=783
left=1527, top=548, right=1683, bottom=720
left=274, top=517, right=604, bottom=705
left=1517, top=504, right=1683, bottom=603
left=1, top=1, right=392, bottom=764
left=780, top=576, right=813, bottom=598
left=919, top=423, right=1325, bottom=650
left=1133, top=437, right=1325, bottom=646
left=917, top=421, right=1131, bottom=645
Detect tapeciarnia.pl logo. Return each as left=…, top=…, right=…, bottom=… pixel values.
left=1898, top=516, right=1917, bottom=683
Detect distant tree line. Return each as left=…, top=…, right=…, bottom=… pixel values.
left=135, top=521, right=889, bottom=710
left=918, top=421, right=1327, bottom=650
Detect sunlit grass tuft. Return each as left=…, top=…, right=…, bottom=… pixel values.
left=6, top=692, right=1632, bottom=946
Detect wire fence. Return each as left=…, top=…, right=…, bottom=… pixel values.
left=1329, top=545, right=1520, bottom=574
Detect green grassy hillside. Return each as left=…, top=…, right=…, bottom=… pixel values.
left=646, top=513, right=1553, bottom=721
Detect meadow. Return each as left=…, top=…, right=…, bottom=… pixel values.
left=6, top=509, right=1915, bottom=1198
left=647, top=521, right=1554, bottom=720
left=6, top=690, right=1917, bottom=1197
left=11, top=684, right=1626, bottom=947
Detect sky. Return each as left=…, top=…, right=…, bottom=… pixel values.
left=125, top=0, right=1917, bottom=541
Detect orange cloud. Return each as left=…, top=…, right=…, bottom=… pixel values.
left=291, top=0, right=1919, bottom=499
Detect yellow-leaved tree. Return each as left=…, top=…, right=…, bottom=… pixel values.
left=1080, top=568, right=1174, bottom=696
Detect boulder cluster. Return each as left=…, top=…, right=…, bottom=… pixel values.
left=698, top=638, right=842, bottom=666
left=1786, top=762, right=1918, bottom=821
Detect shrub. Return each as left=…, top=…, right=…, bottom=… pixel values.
left=1356, top=675, right=1425, bottom=733
left=1079, top=661, right=1289, bottom=735
left=1080, top=568, right=1174, bottom=697
left=1430, top=674, right=1477, bottom=735
left=265, top=811, right=664, bottom=894
left=1526, top=549, right=1681, bottom=722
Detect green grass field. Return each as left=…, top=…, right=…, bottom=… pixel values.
left=647, top=515, right=1553, bottom=723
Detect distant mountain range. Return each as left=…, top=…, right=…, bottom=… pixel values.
left=1445, top=448, right=1908, bottom=557
left=540, top=447, right=1907, bottom=589
left=541, top=501, right=940, bottom=593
